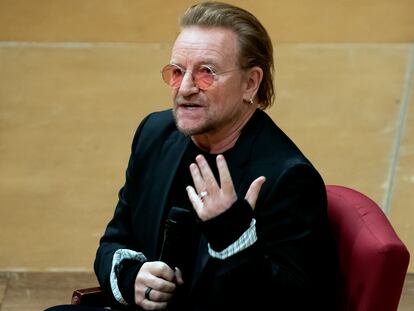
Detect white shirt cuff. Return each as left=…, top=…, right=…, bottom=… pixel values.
left=208, top=218, right=257, bottom=260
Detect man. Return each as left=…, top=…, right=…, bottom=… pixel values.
left=47, top=2, right=336, bottom=311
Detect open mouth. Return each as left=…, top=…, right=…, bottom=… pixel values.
left=179, top=103, right=203, bottom=109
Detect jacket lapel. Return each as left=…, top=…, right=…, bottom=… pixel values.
left=145, top=130, right=190, bottom=259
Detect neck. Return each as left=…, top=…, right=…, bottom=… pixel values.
left=191, top=108, right=256, bottom=154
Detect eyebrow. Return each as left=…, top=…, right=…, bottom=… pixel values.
left=170, top=60, right=220, bottom=69
left=169, top=62, right=183, bottom=68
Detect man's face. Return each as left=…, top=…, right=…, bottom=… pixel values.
left=170, top=26, right=251, bottom=137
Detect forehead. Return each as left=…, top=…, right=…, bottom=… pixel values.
left=171, top=26, right=240, bottom=66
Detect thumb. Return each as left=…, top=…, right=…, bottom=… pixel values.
left=244, top=176, right=266, bottom=210
left=174, top=267, right=184, bottom=285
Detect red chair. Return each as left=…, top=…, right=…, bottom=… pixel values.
left=326, top=185, right=410, bottom=311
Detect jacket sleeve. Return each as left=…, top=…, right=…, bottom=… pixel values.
left=93, top=114, right=152, bottom=304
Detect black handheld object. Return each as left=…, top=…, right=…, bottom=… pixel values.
left=159, top=206, right=195, bottom=270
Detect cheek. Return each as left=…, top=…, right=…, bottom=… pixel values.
left=171, top=88, right=178, bottom=101
left=216, top=83, right=244, bottom=105
left=203, top=92, right=223, bottom=110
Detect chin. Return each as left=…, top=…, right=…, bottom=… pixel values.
left=173, top=111, right=214, bottom=136
left=176, top=121, right=213, bottom=137
left=176, top=124, right=200, bottom=136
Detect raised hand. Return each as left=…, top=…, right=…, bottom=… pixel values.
left=186, top=154, right=265, bottom=221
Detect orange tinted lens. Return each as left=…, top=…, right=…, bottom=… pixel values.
left=163, top=65, right=183, bottom=88
left=194, top=68, right=214, bottom=90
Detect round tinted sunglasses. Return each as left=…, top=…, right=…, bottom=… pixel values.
left=161, top=64, right=239, bottom=90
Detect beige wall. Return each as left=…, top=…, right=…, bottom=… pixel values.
left=0, top=0, right=413, bottom=272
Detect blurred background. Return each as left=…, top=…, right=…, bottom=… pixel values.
left=0, top=0, right=413, bottom=279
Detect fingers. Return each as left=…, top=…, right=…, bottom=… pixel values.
left=174, top=267, right=184, bottom=285
left=244, top=176, right=266, bottom=210
left=147, top=267, right=185, bottom=303
left=216, top=154, right=235, bottom=194
left=145, top=261, right=176, bottom=283
left=135, top=261, right=179, bottom=309
left=144, top=287, right=173, bottom=302
left=189, top=154, right=235, bottom=197
left=190, top=155, right=218, bottom=194
left=186, top=185, right=204, bottom=215
left=140, top=298, right=168, bottom=310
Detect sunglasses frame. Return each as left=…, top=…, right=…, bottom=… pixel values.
left=161, top=63, right=240, bottom=90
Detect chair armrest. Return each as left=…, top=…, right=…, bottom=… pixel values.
left=71, top=286, right=111, bottom=306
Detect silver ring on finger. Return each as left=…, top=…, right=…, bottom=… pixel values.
left=199, top=191, right=208, bottom=200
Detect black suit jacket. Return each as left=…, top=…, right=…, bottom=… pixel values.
left=94, top=109, right=336, bottom=310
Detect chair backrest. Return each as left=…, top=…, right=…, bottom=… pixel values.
left=326, top=185, right=410, bottom=311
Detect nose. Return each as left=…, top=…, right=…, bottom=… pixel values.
left=178, top=70, right=199, bottom=97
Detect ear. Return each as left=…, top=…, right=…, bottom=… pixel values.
left=243, top=66, right=263, bottom=103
